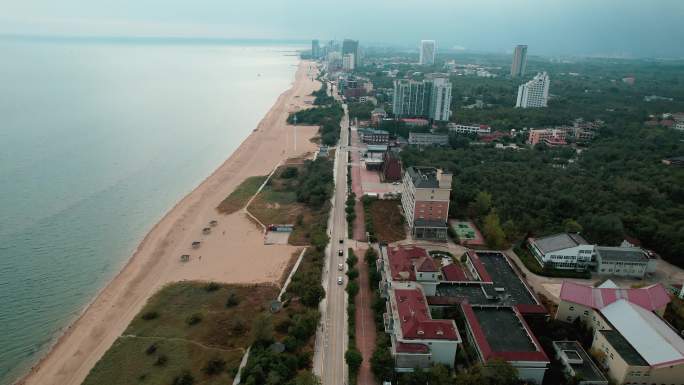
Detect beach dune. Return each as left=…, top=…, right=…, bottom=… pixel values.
left=16, top=61, right=320, bottom=385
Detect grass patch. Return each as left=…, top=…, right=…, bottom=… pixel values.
left=83, top=282, right=279, bottom=385
left=217, top=175, right=268, bottom=215
left=248, top=160, right=332, bottom=247
left=366, top=199, right=406, bottom=243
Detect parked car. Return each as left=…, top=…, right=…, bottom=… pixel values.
left=338, top=249, right=344, bottom=256
left=339, top=239, right=344, bottom=244
left=338, top=263, right=344, bottom=271
left=337, top=277, right=344, bottom=285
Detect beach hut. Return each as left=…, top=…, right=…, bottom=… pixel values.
left=191, top=241, right=201, bottom=249
left=180, top=254, right=190, bottom=262
left=202, top=227, right=211, bottom=235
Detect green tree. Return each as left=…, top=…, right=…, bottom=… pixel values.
left=563, top=218, right=583, bottom=233
left=483, top=210, right=506, bottom=249
left=292, top=371, right=321, bottom=385
left=469, top=191, right=492, bottom=218
left=345, top=348, right=363, bottom=372
left=251, top=314, right=274, bottom=345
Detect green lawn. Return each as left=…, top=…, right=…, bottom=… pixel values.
left=217, top=175, right=268, bottom=215
left=82, top=282, right=279, bottom=385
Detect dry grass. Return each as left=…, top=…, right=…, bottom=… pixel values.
left=83, top=283, right=279, bottom=385
left=368, top=199, right=406, bottom=243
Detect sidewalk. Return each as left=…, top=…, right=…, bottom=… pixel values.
left=354, top=245, right=377, bottom=385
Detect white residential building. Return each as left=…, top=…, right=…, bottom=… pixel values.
left=428, top=77, right=452, bottom=121
left=516, top=72, right=550, bottom=108
left=419, top=40, right=436, bottom=65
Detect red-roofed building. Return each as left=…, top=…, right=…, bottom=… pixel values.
left=461, top=303, right=549, bottom=384
left=379, top=245, right=441, bottom=295
left=556, top=280, right=671, bottom=325
left=384, top=286, right=461, bottom=370
left=464, top=250, right=493, bottom=283
left=441, top=263, right=468, bottom=282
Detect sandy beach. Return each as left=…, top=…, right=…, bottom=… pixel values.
left=16, top=60, right=320, bottom=385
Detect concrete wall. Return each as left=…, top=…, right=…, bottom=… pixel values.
left=555, top=301, right=612, bottom=332
left=597, top=259, right=647, bottom=278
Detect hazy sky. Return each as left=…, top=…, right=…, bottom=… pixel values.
left=1, top=0, right=682, bottom=58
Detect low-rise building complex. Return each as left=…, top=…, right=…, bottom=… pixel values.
left=556, top=280, right=684, bottom=385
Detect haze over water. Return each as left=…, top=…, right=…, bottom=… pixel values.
left=0, top=38, right=302, bottom=384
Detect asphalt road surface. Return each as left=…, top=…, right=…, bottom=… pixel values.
left=321, top=88, right=351, bottom=385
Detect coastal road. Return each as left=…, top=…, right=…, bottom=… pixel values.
left=321, top=93, right=351, bottom=385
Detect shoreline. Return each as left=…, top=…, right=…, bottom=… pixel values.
left=15, top=59, right=320, bottom=385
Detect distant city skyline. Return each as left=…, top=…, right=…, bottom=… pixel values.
left=1, top=0, right=683, bottom=58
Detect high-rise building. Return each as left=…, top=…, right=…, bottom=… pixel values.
left=392, top=76, right=452, bottom=121
left=342, top=39, right=359, bottom=68
left=419, top=40, right=436, bottom=65
left=511, top=44, right=528, bottom=77
left=311, top=39, right=320, bottom=59
left=342, top=53, right=355, bottom=71
left=429, top=77, right=452, bottom=121
left=516, top=72, right=550, bottom=108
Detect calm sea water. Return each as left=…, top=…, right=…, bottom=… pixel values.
left=0, top=37, right=303, bottom=384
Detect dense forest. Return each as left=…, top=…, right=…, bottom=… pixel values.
left=400, top=123, right=684, bottom=266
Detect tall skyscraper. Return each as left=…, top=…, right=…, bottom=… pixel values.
left=429, top=77, right=452, bottom=121
left=419, top=40, right=437, bottom=65
left=511, top=44, right=528, bottom=77
left=392, top=76, right=452, bottom=121
left=342, top=53, right=355, bottom=71
left=342, top=39, right=359, bottom=68
left=516, top=72, right=550, bottom=108
left=311, top=39, right=320, bottom=59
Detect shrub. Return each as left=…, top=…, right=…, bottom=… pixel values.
left=154, top=354, right=168, bottom=367
left=186, top=313, right=203, bottom=326
left=172, top=371, right=194, bottom=385
left=230, top=317, right=247, bottom=335
left=226, top=292, right=240, bottom=307
left=145, top=343, right=157, bottom=355
left=205, top=282, right=220, bottom=292
left=141, top=311, right=159, bottom=321
left=281, top=167, right=299, bottom=179
left=203, top=358, right=227, bottom=376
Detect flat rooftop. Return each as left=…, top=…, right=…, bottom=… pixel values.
left=432, top=252, right=540, bottom=309
left=553, top=341, right=608, bottom=383
left=461, top=304, right=548, bottom=363
left=532, top=232, right=588, bottom=254
left=474, top=307, right=536, bottom=352
left=596, top=246, right=648, bottom=262
left=476, top=251, right=538, bottom=305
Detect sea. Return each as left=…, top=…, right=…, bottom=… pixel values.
left=0, top=36, right=304, bottom=384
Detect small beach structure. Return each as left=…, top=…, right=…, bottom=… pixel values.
left=209, top=220, right=218, bottom=227
left=191, top=241, right=201, bottom=249
left=180, top=254, right=190, bottom=262
left=202, top=227, right=211, bottom=235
